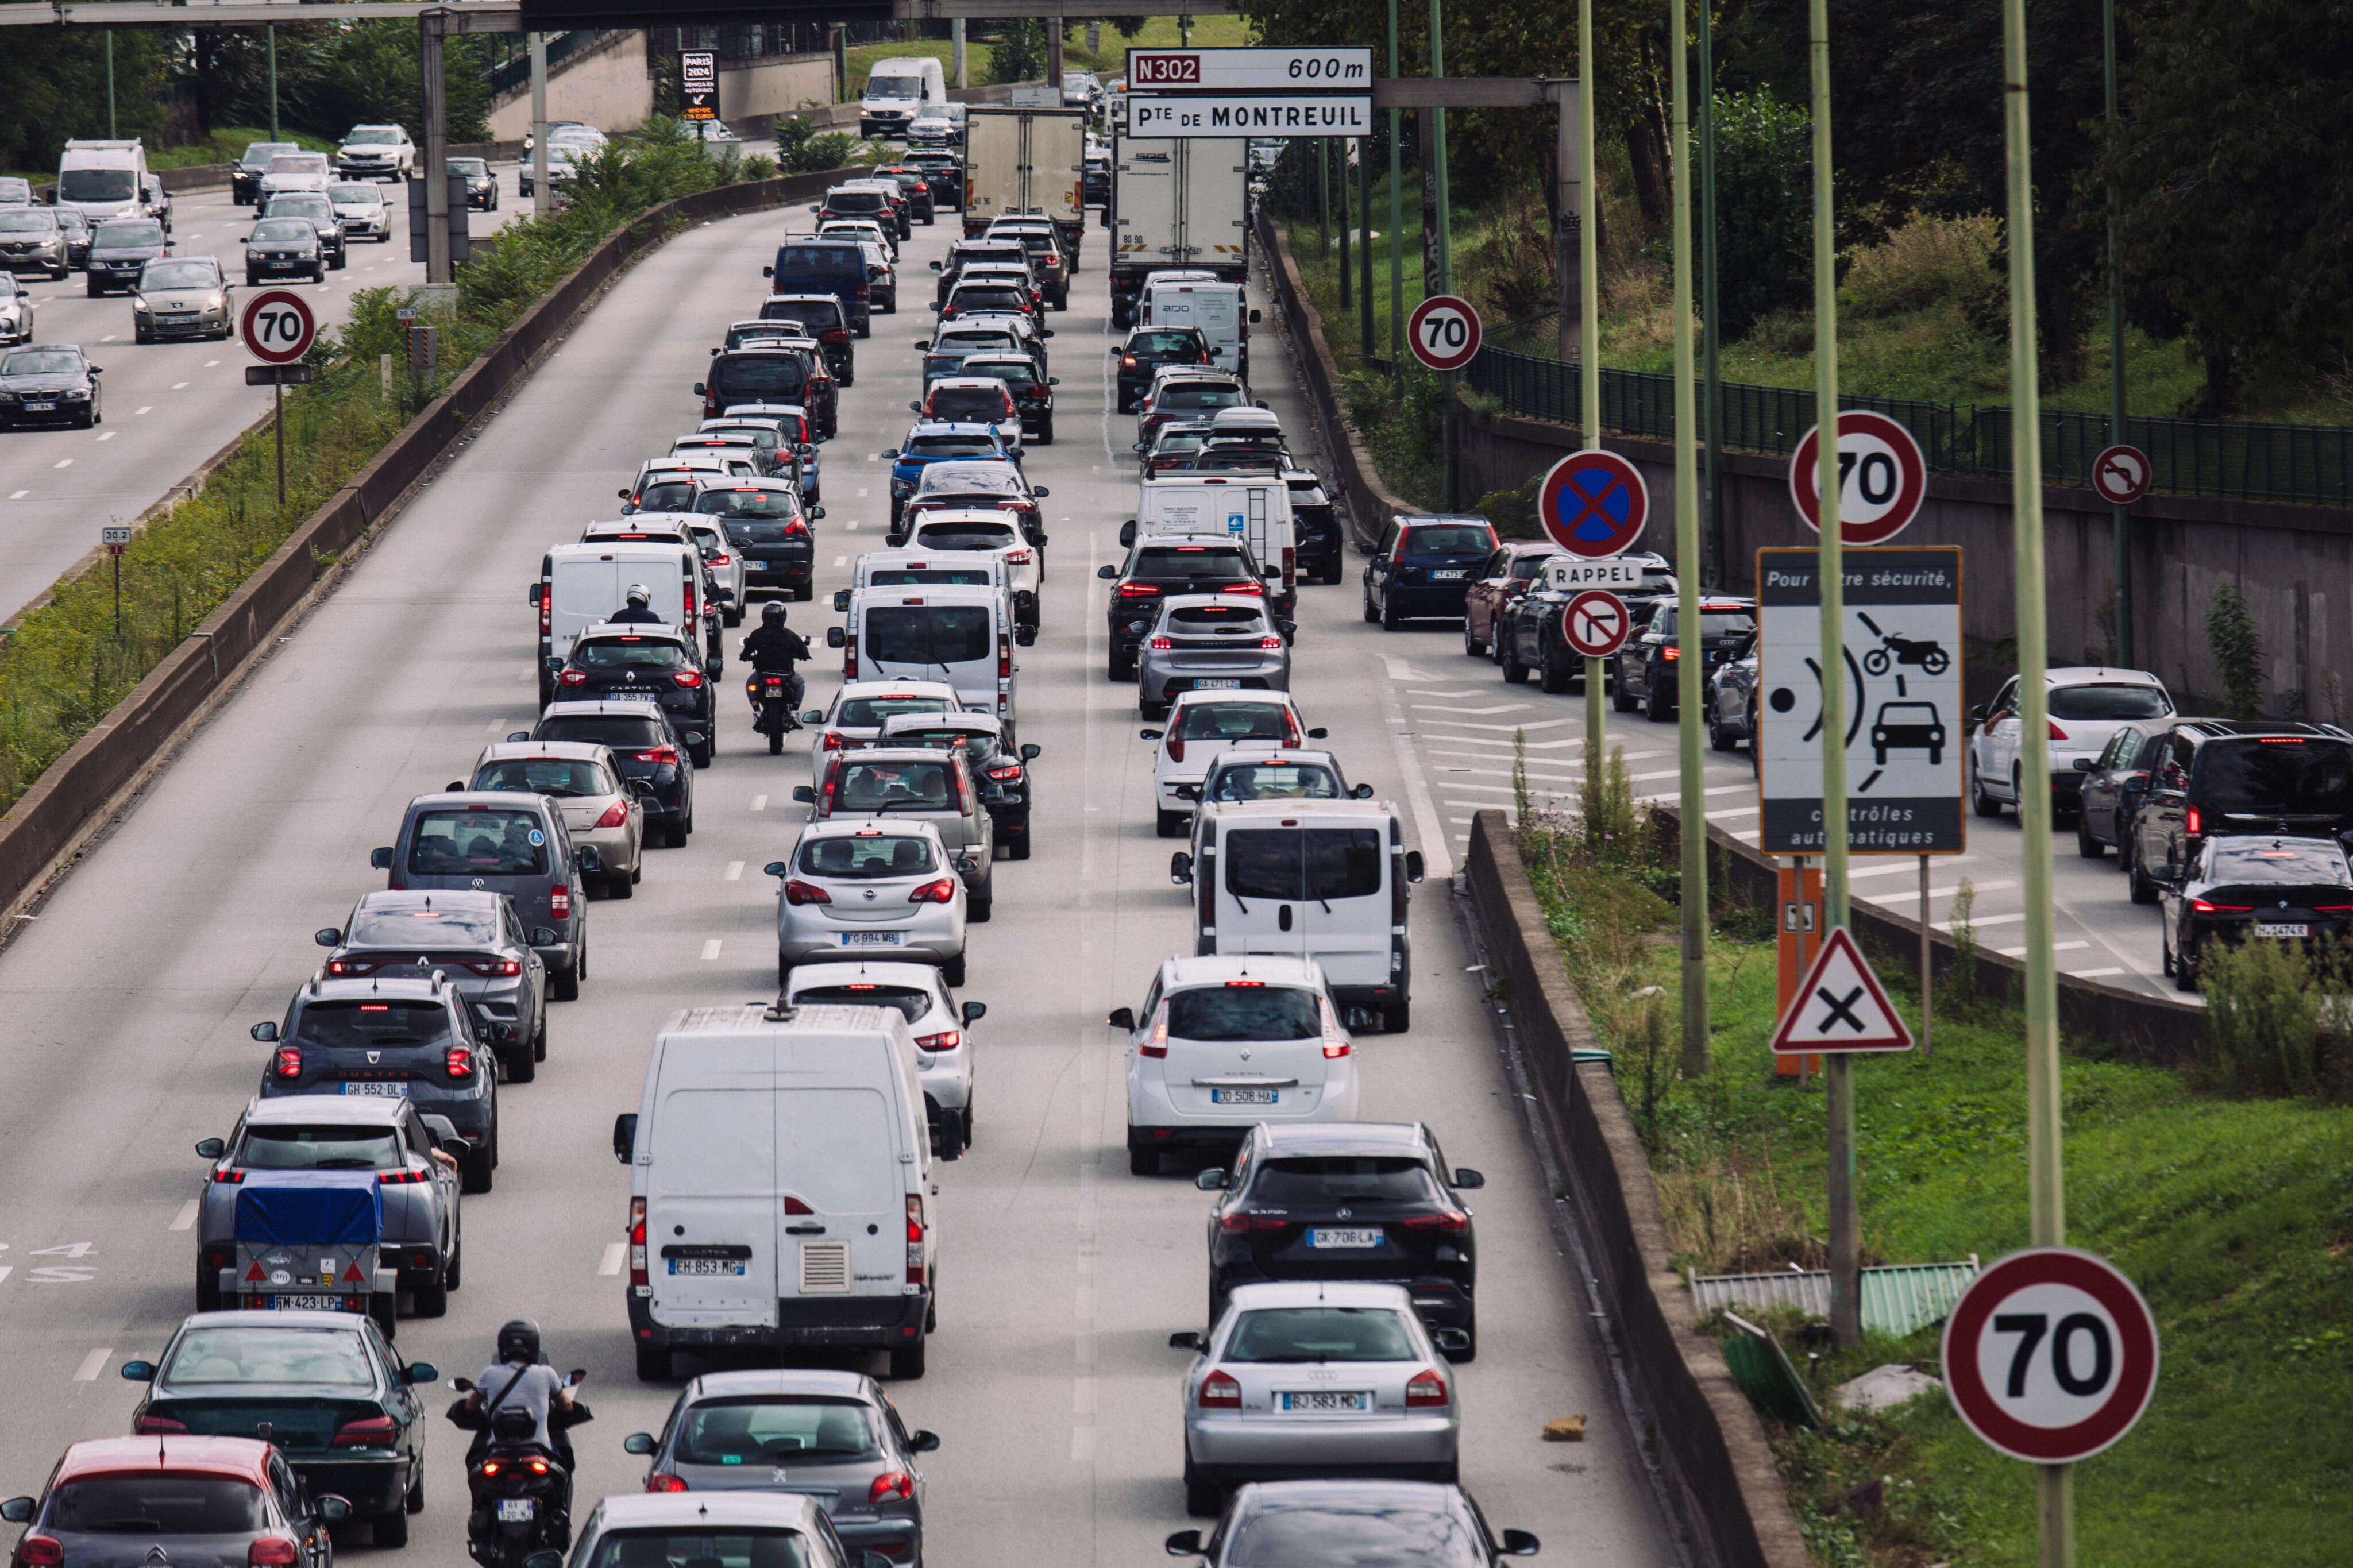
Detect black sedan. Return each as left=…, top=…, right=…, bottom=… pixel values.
left=122, top=1311, right=436, bottom=1546
left=1614, top=595, right=1757, bottom=720
left=449, top=156, right=499, bottom=210
left=83, top=217, right=170, bottom=295
left=552, top=626, right=718, bottom=764
left=0, top=345, right=102, bottom=430
left=2162, top=835, right=2353, bottom=991
left=880, top=711, right=1042, bottom=858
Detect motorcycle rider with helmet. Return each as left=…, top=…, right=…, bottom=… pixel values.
left=460, top=1319, right=578, bottom=1535
left=607, top=584, right=664, bottom=625
left=739, top=600, right=813, bottom=736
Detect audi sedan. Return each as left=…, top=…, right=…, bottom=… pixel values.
left=0, top=344, right=102, bottom=429
left=133, top=256, right=234, bottom=344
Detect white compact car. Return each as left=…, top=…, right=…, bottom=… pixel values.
left=1141, top=690, right=1324, bottom=837
left=786, top=959, right=982, bottom=1158
left=1969, top=665, right=2175, bottom=819
left=1112, top=954, right=1359, bottom=1173
left=767, top=819, right=968, bottom=986
left=803, top=679, right=965, bottom=788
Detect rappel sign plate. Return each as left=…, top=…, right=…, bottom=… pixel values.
left=1767, top=928, right=1913, bottom=1055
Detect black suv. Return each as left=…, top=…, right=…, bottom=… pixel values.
left=1197, top=1122, right=1485, bottom=1353
left=518, top=699, right=696, bottom=847
left=1115, top=326, right=1213, bottom=411
left=1098, top=538, right=1272, bottom=679
left=1614, top=595, right=1757, bottom=720
left=552, top=626, right=718, bottom=766
left=2126, top=720, right=2353, bottom=904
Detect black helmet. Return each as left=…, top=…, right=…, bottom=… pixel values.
left=495, top=1318, right=542, bottom=1364
left=762, top=601, right=788, bottom=625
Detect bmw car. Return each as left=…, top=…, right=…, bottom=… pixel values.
left=0, top=344, right=102, bottom=429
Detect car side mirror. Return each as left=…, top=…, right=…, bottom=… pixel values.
left=1170, top=851, right=1194, bottom=885
left=908, top=1429, right=942, bottom=1453
left=1433, top=1328, right=1472, bottom=1358
left=2123, top=777, right=2148, bottom=794
left=1351, top=782, right=1375, bottom=800
left=622, top=1432, right=657, bottom=1455
left=1166, top=1531, right=1205, bottom=1558
left=404, top=1362, right=438, bottom=1384
left=250, top=1021, right=279, bottom=1042
left=811, top=505, right=826, bottom=519
left=799, top=710, right=825, bottom=724
left=1499, top=1531, right=1540, bottom=1558
left=525, top=1554, right=566, bottom=1568
left=1194, top=1168, right=1228, bottom=1191
left=314, top=927, right=342, bottom=947
left=826, top=626, right=846, bottom=648
left=576, top=845, right=603, bottom=872
left=1048, top=377, right=1061, bottom=385
left=929, top=260, right=943, bottom=270
left=1096, top=563, right=1117, bottom=580
left=546, top=655, right=565, bottom=672
left=1248, top=308, right=1263, bottom=324
left=691, top=383, right=707, bottom=398
left=369, top=847, right=394, bottom=870
left=1967, top=705, right=1986, bottom=726
left=1453, top=1167, right=1486, bottom=1189
left=530, top=926, right=559, bottom=947
left=1118, top=521, right=1136, bottom=547
left=929, top=301, right=941, bottom=312
left=881, top=447, right=900, bottom=459
left=315, top=1497, right=352, bottom=1524
left=1167, top=1330, right=1205, bottom=1351
left=960, top=1001, right=987, bottom=1025
left=119, top=1360, right=156, bottom=1382
left=1404, top=850, right=1426, bottom=884
left=1139, top=729, right=1163, bottom=741
left=1306, top=727, right=1329, bottom=740
left=2072, top=756, right=2094, bottom=771
left=508, top=731, right=530, bottom=743
left=1106, top=1006, right=1136, bottom=1031
left=761, top=265, right=774, bottom=277
left=1173, top=783, right=1201, bottom=802
left=0, top=1500, right=32, bottom=1525
left=195, top=1137, right=226, bottom=1159
left=618, top=488, right=633, bottom=501
left=792, top=785, right=816, bottom=804
left=529, top=582, right=544, bottom=606
left=612, top=1113, right=638, bottom=1165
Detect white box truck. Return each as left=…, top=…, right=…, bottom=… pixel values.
left=959, top=106, right=1087, bottom=264
left=55, top=139, right=150, bottom=224
left=1110, top=134, right=1248, bottom=327
left=1131, top=473, right=1298, bottom=617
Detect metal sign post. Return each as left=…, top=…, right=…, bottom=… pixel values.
left=102, top=526, right=131, bottom=636
left=1537, top=449, right=1649, bottom=821
left=1667, top=0, right=1707, bottom=1076
left=241, top=289, right=316, bottom=514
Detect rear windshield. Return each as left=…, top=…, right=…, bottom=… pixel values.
left=1246, top=1155, right=1440, bottom=1206
left=1158, top=384, right=1243, bottom=411
left=1130, top=331, right=1202, bottom=356
left=1402, top=524, right=1496, bottom=554
left=831, top=758, right=959, bottom=812
left=1209, top=763, right=1342, bottom=802
left=1169, top=604, right=1265, bottom=631
left=1177, top=702, right=1289, bottom=741
left=582, top=1532, right=809, bottom=1568
left=473, top=758, right=610, bottom=797
left=638, top=481, right=700, bottom=512
left=905, top=434, right=1003, bottom=460
left=791, top=984, right=930, bottom=1022
left=834, top=696, right=952, bottom=728
left=672, top=1395, right=881, bottom=1465
left=1698, top=611, right=1756, bottom=637
left=872, top=568, right=991, bottom=586
left=759, top=300, right=840, bottom=330
left=1135, top=546, right=1252, bottom=580
left=1225, top=1499, right=1478, bottom=1568
left=825, top=190, right=888, bottom=211
left=47, top=1477, right=268, bottom=1535
left=575, top=637, right=689, bottom=670
left=1225, top=1308, right=1418, bottom=1362
left=1225, top=827, right=1384, bottom=902
left=2205, top=843, right=2352, bottom=883
left=916, top=465, right=1021, bottom=496
left=2049, top=683, right=2171, bottom=721
left=964, top=361, right=1036, bottom=389
left=912, top=522, right=1016, bottom=552
left=799, top=834, right=938, bottom=878
left=96, top=219, right=165, bottom=246
left=293, top=1000, right=451, bottom=1048
left=347, top=907, right=500, bottom=946
left=927, top=388, right=1012, bottom=422
left=163, top=1326, right=375, bottom=1388
left=951, top=285, right=1028, bottom=312
left=2195, top=739, right=2353, bottom=814
left=538, top=715, right=666, bottom=749
left=723, top=517, right=808, bottom=547
left=773, top=245, right=861, bottom=273
left=866, top=605, right=993, bottom=666
left=713, top=358, right=808, bottom=399
left=235, top=1125, right=403, bottom=1171
left=408, top=808, right=549, bottom=876
left=700, top=488, right=801, bottom=519
left=1166, top=984, right=1320, bottom=1041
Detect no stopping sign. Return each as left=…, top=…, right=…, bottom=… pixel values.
left=1942, top=1248, right=2159, bottom=1463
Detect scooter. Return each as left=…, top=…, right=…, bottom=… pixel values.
left=749, top=669, right=805, bottom=754
left=449, top=1370, right=592, bottom=1568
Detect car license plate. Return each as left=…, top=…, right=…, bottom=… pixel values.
left=496, top=1499, right=537, bottom=1523
left=1212, top=1087, right=1278, bottom=1104
left=341, top=1082, right=409, bottom=1098
left=25, top=401, right=55, bottom=411
left=1193, top=678, right=1242, bottom=690
left=668, top=1258, right=746, bottom=1276
left=269, top=1294, right=344, bottom=1311
left=1308, top=1227, right=1382, bottom=1249
left=1433, top=569, right=1468, bottom=580
left=2257, top=922, right=2311, bottom=938
left=1279, top=1391, right=1371, bottom=1412
left=839, top=932, right=904, bottom=947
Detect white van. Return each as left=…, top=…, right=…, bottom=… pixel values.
left=1140, top=275, right=1258, bottom=379
left=832, top=583, right=1017, bottom=732
left=836, top=549, right=1027, bottom=641
left=56, top=139, right=151, bottom=223
left=1134, top=474, right=1298, bottom=604
left=532, top=542, right=714, bottom=705
left=1176, top=800, right=1426, bottom=1032
left=861, top=57, right=950, bottom=141
left=615, top=1002, right=938, bottom=1381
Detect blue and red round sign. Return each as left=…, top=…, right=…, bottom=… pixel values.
left=1536, top=450, right=1649, bottom=559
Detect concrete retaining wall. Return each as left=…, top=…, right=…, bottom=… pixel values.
left=487, top=30, right=654, bottom=141
left=716, top=54, right=836, bottom=136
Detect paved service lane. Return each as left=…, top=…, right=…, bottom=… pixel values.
left=0, top=194, right=1675, bottom=1568
left=0, top=169, right=520, bottom=625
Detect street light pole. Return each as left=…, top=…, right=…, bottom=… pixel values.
left=1668, top=0, right=1707, bottom=1077
left=1697, top=0, right=1722, bottom=589
left=1577, top=0, right=1602, bottom=783
left=2103, top=0, right=2130, bottom=665
left=1428, top=0, right=1455, bottom=508
left=106, top=31, right=116, bottom=138
left=531, top=32, right=550, bottom=220
left=1386, top=0, right=1402, bottom=376
left=268, top=24, right=278, bottom=142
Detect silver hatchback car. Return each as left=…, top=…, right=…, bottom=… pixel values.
left=313, top=887, right=552, bottom=1082
left=1138, top=594, right=1291, bottom=718
left=767, top=818, right=969, bottom=986
left=1169, top=1280, right=1468, bottom=1516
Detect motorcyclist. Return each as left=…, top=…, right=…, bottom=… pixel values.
left=463, top=1319, right=576, bottom=1523
left=607, top=584, right=664, bottom=625
left=740, top=600, right=813, bottom=728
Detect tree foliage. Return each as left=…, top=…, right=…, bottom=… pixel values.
left=989, top=20, right=1048, bottom=84
left=1706, top=88, right=1811, bottom=334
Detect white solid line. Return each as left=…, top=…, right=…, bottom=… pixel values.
left=171, top=1199, right=200, bottom=1232
left=2001, top=941, right=2090, bottom=957
left=1708, top=806, right=1761, bottom=818
left=2071, top=967, right=2126, bottom=978
left=599, top=1242, right=626, bottom=1276
left=724, top=860, right=745, bottom=882
left=750, top=794, right=769, bottom=812
left=701, top=939, right=723, bottom=960
left=1947, top=912, right=2028, bottom=929
left=833, top=554, right=847, bottom=566
left=0, top=1266, right=11, bottom=1284
left=73, top=1349, right=111, bottom=1382
left=1848, top=855, right=1976, bottom=880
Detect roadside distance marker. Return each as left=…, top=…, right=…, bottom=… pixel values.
left=1943, top=1247, right=2159, bottom=1463
left=1767, top=927, right=1912, bottom=1055
left=2090, top=443, right=2152, bottom=506
left=1537, top=449, right=1649, bottom=559
left=1560, top=590, right=1631, bottom=658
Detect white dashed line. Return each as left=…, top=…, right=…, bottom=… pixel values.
left=700, top=939, right=723, bottom=961
left=171, top=381, right=188, bottom=390
left=171, top=1199, right=200, bottom=1232
left=99, top=334, right=116, bottom=342
left=2001, top=940, right=2090, bottom=957
left=599, top=1242, right=626, bottom=1276
left=72, top=1349, right=111, bottom=1382
left=204, top=360, right=220, bottom=368
left=7, top=490, right=25, bottom=500
left=95, top=431, right=114, bottom=442
left=724, top=861, right=744, bottom=882
left=134, top=405, right=151, bottom=414
left=857, top=487, right=870, bottom=497
left=834, top=554, right=846, bottom=566
left=52, top=458, right=71, bottom=469
left=751, top=794, right=769, bottom=812
left=2072, top=967, right=2126, bottom=978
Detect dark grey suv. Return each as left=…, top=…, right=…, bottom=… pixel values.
left=370, top=792, right=597, bottom=999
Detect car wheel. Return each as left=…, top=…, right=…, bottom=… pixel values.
left=550, top=961, right=581, bottom=1002
left=1499, top=644, right=1529, bottom=684
left=1645, top=679, right=1674, bottom=722
left=942, top=952, right=966, bottom=987
left=532, top=1007, right=547, bottom=1064
left=1038, top=419, right=1054, bottom=445
left=1539, top=650, right=1572, bottom=694
left=374, top=1507, right=408, bottom=1550
left=370, top=1291, right=398, bottom=1342
left=86, top=279, right=103, bottom=298
left=1183, top=1460, right=1223, bottom=1519
left=134, top=328, right=153, bottom=346
left=407, top=1466, right=426, bottom=1514
left=689, top=739, right=713, bottom=768
left=2176, top=939, right=2201, bottom=993
left=2076, top=814, right=2105, bottom=858
left=1464, top=624, right=1486, bottom=657
left=502, top=1043, right=536, bottom=1084
left=442, top=1239, right=460, bottom=1292
left=722, top=607, right=742, bottom=628
left=459, top=1137, right=493, bottom=1194
left=1109, top=648, right=1135, bottom=681
left=634, top=1342, right=672, bottom=1382
left=196, top=1264, right=225, bottom=1314
left=1127, top=1139, right=1158, bottom=1176
left=1612, top=668, right=1638, bottom=712
left=889, top=1334, right=928, bottom=1380
left=968, top=890, right=992, bottom=924
left=1379, top=592, right=1402, bottom=631
left=1970, top=759, right=2003, bottom=817
left=605, top=871, right=634, bottom=901
left=1006, top=831, right=1032, bottom=861
left=1381, top=999, right=1411, bottom=1032
left=2128, top=845, right=2160, bottom=905
left=411, top=1261, right=449, bottom=1318
left=1156, top=809, right=1186, bottom=839
left=1710, top=709, right=1740, bottom=752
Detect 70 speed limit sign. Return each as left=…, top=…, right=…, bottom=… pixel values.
left=241, top=289, right=317, bottom=366
left=1407, top=295, right=1481, bottom=373
left=1943, top=1248, right=2159, bottom=1464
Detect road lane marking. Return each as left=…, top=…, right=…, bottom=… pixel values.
left=7, top=490, right=24, bottom=500
left=134, top=405, right=151, bottom=414
left=701, top=939, right=723, bottom=960
left=724, top=860, right=744, bottom=881
left=1413, top=702, right=1532, bottom=715
left=99, top=334, right=116, bottom=342
left=599, top=1242, right=626, bottom=1276
left=171, top=1200, right=199, bottom=1232
left=73, top=1349, right=111, bottom=1382
left=1849, top=855, right=1976, bottom=880
left=834, top=554, right=846, bottom=566
left=95, top=431, right=114, bottom=442
left=204, top=360, right=220, bottom=368
left=2071, top=966, right=2124, bottom=977
left=171, top=381, right=188, bottom=390
left=857, top=487, right=869, bottom=497
left=750, top=794, right=768, bottom=812
left=2002, top=940, right=2089, bottom=957
left=52, top=458, right=71, bottom=469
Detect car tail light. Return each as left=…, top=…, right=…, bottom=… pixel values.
left=870, top=1471, right=915, bottom=1505
left=472, top=957, right=524, bottom=977
left=594, top=800, right=629, bottom=829
left=2049, top=720, right=2070, bottom=740
left=1139, top=1000, right=1170, bottom=1058
left=905, top=1194, right=926, bottom=1285
left=550, top=885, right=571, bottom=921
left=845, top=632, right=859, bottom=680
left=213, top=1168, right=245, bottom=1184
left=272, top=1045, right=303, bottom=1080
left=1321, top=1001, right=1351, bottom=1059
left=629, top=1196, right=648, bottom=1288
left=2190, top=899, right=2251, bottom=913
left=634, top=747, right=681, bottom=766
left=1198, top=1370, right=1242, bottom=1408
left=1217, top=1212, right=1286, bottom=1233
left=446, top=1045, right=475, bottom=1079
left=914, top=1029, right=960, bottom=1052
left=1005, top=549, right=1032, bottom=565
left=2317, top=904, right=2353, bottom=913
left=249, top=1539, right=300, bottom=1568
left=711, top=554, right=732, bottom=566
left=18, top=1540, right=61, bottom=1568
left=1165, top=734, right=1185, bottom=763
left=1282, top=546, right=1295, bottom=582
left=1122, top=354, right=1137, bottom=367
left=1401, top=1210, right=1469, bottom=1233
left=1116, top=584, right=1163, bottom=598
left=674, top=669, right=705, bottom=689
left=478, top=1460, right=504, bottom=1478
left=1283, top=715, right=1303, bottom=747
left=821, top=731, right=850, bottom=751
left=1259, top=636, right=1284, bottom=650
left=378, top=1168, right=428, bottom=1185
left=1150, top=636, right=1173, bottom=651
left=1405, top=1369, right=1451, bottom=1408
left=2186, top=806, right=2202, bottom=836
left=986, top=763, right=1022, bottom=781
left=333, top=1415, right=396, bottom=1449
left=785, top=879, right=834, bottom=906
left=907, top=878, right=958, bottom=904
left=136, top=1413, right=190, bottom=1433
left=646, top=1472, right=689, bottom=1493
left=1661, top=645, right=1681, bottom=661
left=998, top=631, right=1012, bottom=678
left=1225, top=581, right=1264, bottom=596
left=558, top=669, right=588, bottom=686
left=538, top=589, right=550, bottom=640
left=824, top=329, right=849, bottom=345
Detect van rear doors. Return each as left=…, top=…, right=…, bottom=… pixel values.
left=849, top=586, right=1015, bottom=725
left=646, top=1046, right=781, bottom=1331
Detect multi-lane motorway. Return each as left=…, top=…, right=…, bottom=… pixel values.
left=0, top=195, right=1677, bottom=1567
left=0, top=169, right=519, bottom=624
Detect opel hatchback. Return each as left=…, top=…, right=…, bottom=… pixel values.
left=768, top=820, right=969, bottom=986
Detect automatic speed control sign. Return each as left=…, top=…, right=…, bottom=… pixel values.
left=1942, top=1247, right=2159, bottom=1464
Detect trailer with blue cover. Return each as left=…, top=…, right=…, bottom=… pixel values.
left=223, top=1169, right=400, bottom=1337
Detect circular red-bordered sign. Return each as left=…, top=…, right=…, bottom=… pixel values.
left=1561, top=590, right=1631, bottom=658
left=1406, top=294, right=1481, bottom=373
left=2090, top=443, right=2152, bottom=506
left=1942, top=1247, right=2159, bottom=1465
left=241, top=289, right=317, bottom=366
left=1788, top=410, right=1927, bottom=544
left=1536, top=450, right=1650, bottom=559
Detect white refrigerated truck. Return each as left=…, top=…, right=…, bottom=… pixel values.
left=960, top=106, right=1088, bottom=267
left=1109, top=134, right=1248, bottom=328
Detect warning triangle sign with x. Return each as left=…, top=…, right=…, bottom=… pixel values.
left=1769, top=927, right=1915, bottom=1055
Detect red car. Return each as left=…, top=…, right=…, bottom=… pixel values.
left=1463, top=540, right=1563, bottom=659
left=2, top=1436, right=348, bottom=1568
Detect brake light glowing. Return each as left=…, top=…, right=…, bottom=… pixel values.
left=822, top=731, right=850, bottom=750
left=987, top=763, right=1022, bottom=781
left=1322, top=1000, right=1351, bottom=1059
left=674, top=670, right=705, bottom=689
left=550, top=885, right=572, bottom=921
left=136, top=1413, right=190, bottom=1433
left=646, top=1473, right=689, bottom=1493
left=1198, top=1370, right=1241, bottom=1408
left=1150, top=636, right=1174, bottom=651
left=1218, top=1212, right=1287, bottom=1233
left=1661, top=645, right=1681, bottom=661
left=785, top=879, right=834, bottom=906
left=378, top=1167, right=428, bottom=1184
left=2186, top=806, right=2202, bottom=836
left=445, top=1045, right=474, bottom=1079
left=213, top=1168, right=245, bottom=1184
left=914, top=1029, right=961, bottom=1052
left=998, top=631, right=1012, bottom=678
left=594, top=800, right=629, bottom=829
left=1405, top=1368, right=1451, bottom=1408
left=908, top=878, right=958, bottom=904
left=333, top=1415, right=396, bottom=1449
left=1005, top=550, right=1032, bottom=565
left=1116, top=583, right=1164, bottom=598
left=629, top=1196, right=648, bottom=1287
left=272, top=1046, right=302, bottom=1080
left=20, top=1538, right=62, bottom=1568
left=905, top=1194, right=926, bottom=1285
left=1225, top=581, right=1264, bottom=596
left=2190, top=899, right=2252, bottom=913
left=1260, top=636, right=1284, bottom=650
left=1401, top=1208, right=1471, bottom=1233
left=248, top=1539, right=299, bottom=1568
left=558, top=669, right=588, bottom=686
left=634, top=747, right=681, bottom=766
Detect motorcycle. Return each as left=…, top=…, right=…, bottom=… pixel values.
left=448, top=1370, right=593, bottom=1568
left=749, top=669, right=804, bottom=754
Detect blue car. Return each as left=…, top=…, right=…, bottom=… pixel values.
left=1363, top=513, right=1500, bottom=629
left=884, top=420, right=1019, bottom=526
